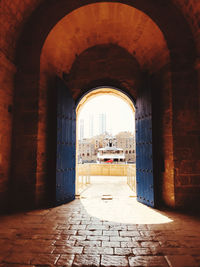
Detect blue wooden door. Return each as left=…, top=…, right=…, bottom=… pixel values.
left=56, top=78, right=76, bottom=204
left=135, top=82, right=155, bottom=207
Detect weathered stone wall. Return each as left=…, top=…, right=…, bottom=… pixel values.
left=0, top=0, right=43, bottom=210
left=172, top=69, right=200, bottom=210
left=171, top=0, right=200, bottom=210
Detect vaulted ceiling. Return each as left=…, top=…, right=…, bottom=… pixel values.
left=41, top=3, right=169, bottom=74
left=1, top=0, right=200, bottom=66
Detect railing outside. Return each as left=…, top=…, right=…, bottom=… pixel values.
left=76, top=164, right=91, bottom=195
left=76, top=163, right=136, bottom=195
left=127, top=164, right=136, bottom=192
left=78, top=163, right=128, bottom=176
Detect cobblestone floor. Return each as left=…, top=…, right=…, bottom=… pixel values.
left=0, top=177, right=200, bottom=266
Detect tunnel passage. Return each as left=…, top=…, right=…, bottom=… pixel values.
left=0, top=1, right=199, bottom=212
left=36, top=3, right=173, bottom=210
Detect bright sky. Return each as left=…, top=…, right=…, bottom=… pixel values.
left=78, top=95, right=135, bottom=138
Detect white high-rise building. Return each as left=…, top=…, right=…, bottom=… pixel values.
left=99, top=113, right=106, bottom=135
left=89, top=114, right=94, bottom=138
left=79, top=119, right=84, bottom=140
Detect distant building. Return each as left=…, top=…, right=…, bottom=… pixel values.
left=99, top=113, right=106, bottom=135
left=78, top=138, right=96, bottom=163
left=89, top=114, right=94, bottom=137
left=79, top=119, right=84, bottom=140
left=78, top=131, right=135, bottom=163
left=97, top=137, right=125, bottom=163
left=116, top=131, right=135, bottom=162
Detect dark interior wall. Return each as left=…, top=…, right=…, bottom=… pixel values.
left=0, top=0, right=45, bottom=211
left=172, top=70, right=200, bottom=210
left=150, top=67, right=175, bottom=208
left=0, top=0, right=199, bottom=212
left=0, top=53, right=16, bottom=212
left=68, top=44, right=141, bottom=100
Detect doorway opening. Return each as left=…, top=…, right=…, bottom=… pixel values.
left=55, top=80, right=155, bottom=208
left=76, top=87, right=136, bottom=202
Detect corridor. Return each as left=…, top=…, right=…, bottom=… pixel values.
left=0, top=177, right=200, bottom=266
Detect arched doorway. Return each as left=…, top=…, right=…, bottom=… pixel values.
left=9, top=1, right=198, bottom=211
left=55, top=83, right=156, bottom=208
left=76, top=87, right=136, bottom=197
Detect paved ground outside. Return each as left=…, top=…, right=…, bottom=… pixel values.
left=80, top=176, right=136, bottom=198
left=0, top=176, right=200, bottom=266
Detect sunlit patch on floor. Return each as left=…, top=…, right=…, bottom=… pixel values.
left=80, top=176, right=173, bottom=224
left=81, top=197, right=173, bottom=224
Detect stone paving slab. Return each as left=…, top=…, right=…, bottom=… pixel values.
left=101, top=255, right=129, bottom=266
left=165, top=255, right=199, bottom=267
left=0, top=179, right=200, bottom=266
left=129, top=255, right=169, bottom=266
left=72, top=254, right=100, bottom=266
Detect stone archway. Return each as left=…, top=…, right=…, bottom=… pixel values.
left=10, top=1, right=199, bottom=211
